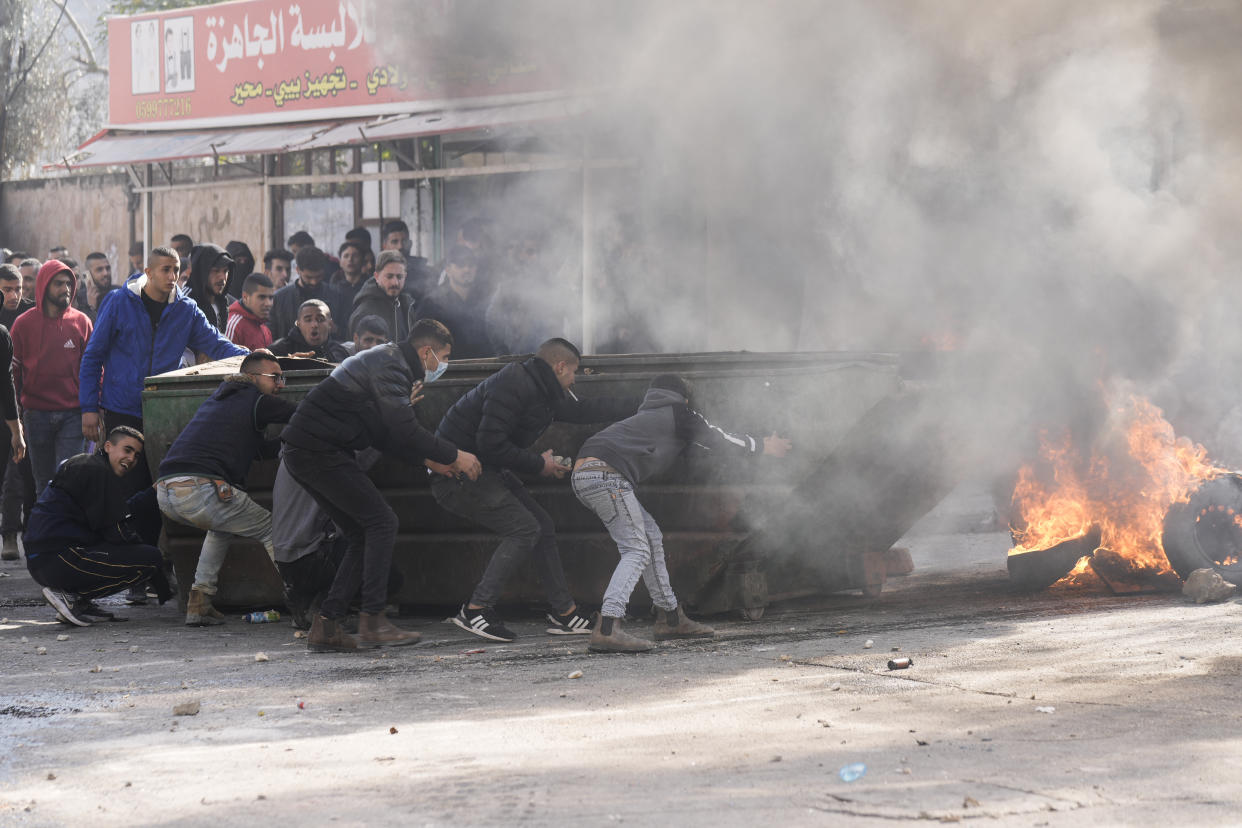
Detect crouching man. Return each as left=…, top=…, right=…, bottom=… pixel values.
left=572, top=375, right=792, bottom=652
left=282, top=318, right=481, bottom=652
left=26, top=426, right=169, bottom=626
left=156, top=350, right=297, bottom=625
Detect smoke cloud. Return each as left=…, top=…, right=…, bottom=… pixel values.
left=396, top=1, right=1242, bottom=480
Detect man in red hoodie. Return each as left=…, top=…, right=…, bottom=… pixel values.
left=225, top=273, right=274, bottom=351
left=11, top=260, right=93, bottom=496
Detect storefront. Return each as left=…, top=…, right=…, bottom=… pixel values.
left=59, top=0, right=632, bottom=351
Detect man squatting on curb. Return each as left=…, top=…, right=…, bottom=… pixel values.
left=572, top=374, right=792, bottom=653
left=25, top=426, right=169, bottom=627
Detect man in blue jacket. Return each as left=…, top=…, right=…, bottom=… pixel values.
left=78, top=246, right=247, bottom=475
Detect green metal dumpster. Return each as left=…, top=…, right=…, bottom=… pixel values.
left=142, top=351, right=910, bottom=615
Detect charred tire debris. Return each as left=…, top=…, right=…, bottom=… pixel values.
left=1162, top=473, right=1242, bottom=582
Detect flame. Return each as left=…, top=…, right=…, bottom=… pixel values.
left=1008, top=394, right=1227, bottom=584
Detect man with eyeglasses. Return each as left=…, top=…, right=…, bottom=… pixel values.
left=155, top=350, right=298, bottom=626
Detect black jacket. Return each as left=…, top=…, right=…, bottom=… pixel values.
left=282, top=341, right=458, bottom=468
left=23, top=452, right=147, bottom=559
left=436, top=356, right=636, bottom=476
left=159, top=377, right=298, bottom=487
left=0, top=299, right=34, bottom=330
left=350, top=277, right=411, bottom=340
left=269, top=280, right=349, bottom=340
left=330, top=270, right=368, bottom=311
left=410, top=284, right=498, bottom=360
left=270, top=326, right=349, bottom=362
left=187, top=244, right=236, bottom=332
left=0, top=325, right=17, bottom=421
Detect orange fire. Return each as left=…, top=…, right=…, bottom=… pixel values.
left=1009, top=394, right=1227, bottom=585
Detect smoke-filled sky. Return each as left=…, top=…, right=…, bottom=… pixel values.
left=407, top=1, right=1242, bottom=467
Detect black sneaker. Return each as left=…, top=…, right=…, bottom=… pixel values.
left=546, top=607, right=593, bottom=635
left=42, top=587, right=90, bottom=627
left=452, top=604, right=516, bottom=642
left=124, top=584, right=149, bottom=606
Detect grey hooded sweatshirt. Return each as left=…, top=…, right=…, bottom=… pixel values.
left=578, top=386, right=760, bottom=484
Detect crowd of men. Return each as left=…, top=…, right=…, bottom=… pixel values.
left=1, top=224, right=787, bottom=654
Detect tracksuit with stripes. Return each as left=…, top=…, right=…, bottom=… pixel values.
left=23, top=452, right=164, bottom=600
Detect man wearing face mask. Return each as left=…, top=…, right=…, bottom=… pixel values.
left=281, top=318, right=481, bottom=652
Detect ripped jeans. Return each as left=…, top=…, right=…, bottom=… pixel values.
left=571, top=466, right=679, bottom=618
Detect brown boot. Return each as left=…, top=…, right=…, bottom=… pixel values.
left=308, top=614, right=361, bottom=652
left=358, top=611, right=421, bottom=647
left=653, top=606, right=715, bottom=640
left=588, top=615, right=654, bottom=653
left=185, top=588, right=226, bottom=626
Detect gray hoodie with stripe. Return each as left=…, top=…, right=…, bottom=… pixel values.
left=578, top=386, right=760, bottom=484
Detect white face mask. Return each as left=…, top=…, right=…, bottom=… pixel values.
left=424, top=350, right=448, bottom=382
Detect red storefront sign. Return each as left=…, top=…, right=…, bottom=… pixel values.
left=108, top=0, right=562, bottom=129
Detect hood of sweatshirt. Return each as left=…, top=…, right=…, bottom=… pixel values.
left=35, top=259, right=78, bottom=310
left=637, top=386, right=688, bottom=412
left=188, top=244, right=233, bottom=312
left=224, top=241, right=254, bottom=271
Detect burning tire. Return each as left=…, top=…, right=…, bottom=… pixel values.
left=1161, top=473, right=1242, bottom=582
left=1007, top=528, right=1100, bottom=590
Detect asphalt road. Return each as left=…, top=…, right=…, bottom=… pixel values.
left=1, top=484, right=1239, bottom=826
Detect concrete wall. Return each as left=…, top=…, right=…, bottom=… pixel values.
left=152, top=179, right=265, bottom=261
left=0, top=171, right=267, bottom=273
left=0, top=173, right=131, bottom=265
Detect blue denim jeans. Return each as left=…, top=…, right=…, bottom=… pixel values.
left=571, top=467, right=679, bottom=618
left=24, top=409, right=85, bottom=496
left=156, top=477, right=275, bottom=595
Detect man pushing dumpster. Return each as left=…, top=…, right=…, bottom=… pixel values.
left=572, top=374, right=792, bottom=653
left=281, top=318, right=481, bottom=652
left=433, top=337, right=637, bottom=643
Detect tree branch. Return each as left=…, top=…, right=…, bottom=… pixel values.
left=6, top=3, right=68, bottom=104
left=51, top=0, right=106, bottom=75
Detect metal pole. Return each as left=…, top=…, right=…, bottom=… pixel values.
left=260, top=156, right=272, bottom=256
left=413, top=139, right=423, bottom=257
left=142, top=163, right=152, bottom=265
left=580, top=134, right=595, bottom=354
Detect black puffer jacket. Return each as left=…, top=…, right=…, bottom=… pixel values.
left=282, top=341, right=458, bottom=468
left=436, top=356, right=637, bottom=476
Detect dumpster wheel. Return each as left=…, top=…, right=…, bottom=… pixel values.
left=739, top=606, right=765, bottom=622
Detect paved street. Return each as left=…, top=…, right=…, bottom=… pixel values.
left=1, top=485, right=1239, bottom=826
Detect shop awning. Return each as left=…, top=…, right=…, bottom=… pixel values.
left=58, top=97, right=590, bottom=169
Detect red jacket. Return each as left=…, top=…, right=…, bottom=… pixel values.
left=11, top=260, right=93, bottom=412
left=225, top=299, right=272, bottom=351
